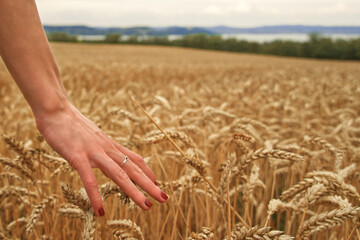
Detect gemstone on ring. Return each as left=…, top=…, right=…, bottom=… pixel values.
left=121, top=156, right=129, bottom=167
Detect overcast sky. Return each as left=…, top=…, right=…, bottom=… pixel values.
left=36, top=0, right=360, bottom=27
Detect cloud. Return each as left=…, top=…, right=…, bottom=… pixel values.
left=203, top=3, right=250, bottom=16
left=258, top=6, right=280, bottom=14
left=203, top=6, right=225, bottom=15
left=36, top=0, right=360, bottom=27
left=320, top=3, right=346, bottom=13
left=232, top=3, right=251, bottom=13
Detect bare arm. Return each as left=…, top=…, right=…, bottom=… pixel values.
left=0, top=0, right=168, bottom=216
left=0, top=0, right=67, bottom=117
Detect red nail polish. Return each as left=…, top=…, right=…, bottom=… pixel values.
left=160, top=191, right=168, bottom=200
left=98, top=207, right=105, bottom=216
left=155, top=181, right=159, bottom=186
left=145, top=199, right=152, bottom=208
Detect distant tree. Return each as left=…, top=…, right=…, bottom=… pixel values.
left=126, top=35, right=139, bottom=44
left=261, top=40, right=301, bottom=57
left=46, top=32, right=77, bottom=42
left=184, top=34, right=208, bottom=48
left=308, top=32, right=321, bottom=43
left=45, top=30, right=360, bottom=60
left=104, top=33, right=121, bottom=43
left=353, top=38, right=360, bottom=59
left=222, top=38, right=238, bottom=52
left=335, top=39, right=351, bottom=59
left=207, top=35, right=222, bottom=50
left=144, top=36, right=170, bottom=45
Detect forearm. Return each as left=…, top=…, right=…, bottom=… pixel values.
left=0, top=0, right=68, bottom=120
left=0, top=1, right=166, bottom=216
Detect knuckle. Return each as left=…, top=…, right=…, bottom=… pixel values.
left=67, top=155, right=82, bottom=170
left=129, top=188, right=143, bottom=200
left=132, top=165, right=143, bottom=176
left=83, top=177, right=98, bottom=188
left=88, top=147, right=104, bottom=159
left=91, top=194, right=103, bottom=204
left=115, top=168, right=130, bottom=182
left=89, top=161, right=99, bottom=169
left=137, top=157, right=146, bottom=165
left=105, top=148, right=119, bottom=159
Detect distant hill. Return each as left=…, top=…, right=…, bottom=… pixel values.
left=43, top=25, right=213, bottom=36
left=43, top=25, right=360, bottom=35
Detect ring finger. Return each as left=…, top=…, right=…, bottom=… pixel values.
left=109, top=139, right=157, bottom=183
left=106, top=150, right=168, bottom=203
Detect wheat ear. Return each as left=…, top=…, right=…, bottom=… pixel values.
left=296, top=207, right=360, bottom=239
left=107, top=219, right=144, bottom=240
left=187, top=226, right=214, bottom=240
left=82, top=211, right=96, bottom=240
left=26, top=194, right=58, bottom=238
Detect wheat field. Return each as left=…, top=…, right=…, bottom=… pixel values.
left=0, top=43, right=360, bottom=239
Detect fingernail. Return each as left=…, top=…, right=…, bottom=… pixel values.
left=155, top=181, right=159, bottom=186
left=160, top=191, right=168, bottom=200
left=145, top=199, right=152, bottom=208
left=98, top=207, right=105, bottom=216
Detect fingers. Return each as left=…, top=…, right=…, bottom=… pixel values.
left=76, top=117, right=157, bottom=184
left=106, top=150, right=168, bottom=203
left=97, top=153, right=154, bottom=210
left=123, top=159, right=168, bottom=203
left=74, top=158, right=105, bottom=217
left=109, top=139, right=157, bottom=183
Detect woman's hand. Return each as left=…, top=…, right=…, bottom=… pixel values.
left=35, top=100, right=168, bottom=216
left=0, top=0, right=168, bottom=217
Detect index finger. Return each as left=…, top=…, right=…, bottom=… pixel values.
left=74, top=159, right=105, bottom=217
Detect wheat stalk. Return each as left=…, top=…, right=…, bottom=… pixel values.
left=0, top=172, right=21, bottom=181
left=281, top=173, right=360, bottom=202
left=82, top=211, right=96, bottom=240
left=60, top=184, right=91, bottom=211
left=107, top=108, right=142, bottom=122
left=58, top=207, right=85, bottom=220
left=2, top=134, right=35, bottom=172
left=26, top=194, right=58, bottom=238
left=223, top=224, right=292, bottom=240
left=187, top=227, right=214, bottom=240
left=0, top=156, right=35, bottom=182
left=297, top=207, right=360, bottom=239
left=107, top=219, right=144, bottom=240
left=0, top=186, right=37, bottom=205
left=7, top=217, right=27, bottom=232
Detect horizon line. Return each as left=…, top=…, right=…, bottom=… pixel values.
left=42, top=24, right=360, bottom=28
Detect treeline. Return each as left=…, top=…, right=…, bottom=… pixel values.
left=47, top=32, right=360, bottom=60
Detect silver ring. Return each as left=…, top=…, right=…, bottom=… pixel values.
left=120, top=156, right=130, bottom=167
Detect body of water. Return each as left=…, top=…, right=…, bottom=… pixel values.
left=220, top=33, right=360, bottom=42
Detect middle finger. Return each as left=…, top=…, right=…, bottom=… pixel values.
left=106, top=150, right=168, bottom=203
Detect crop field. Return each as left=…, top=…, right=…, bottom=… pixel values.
left=0, top=43, right=360, bottom=239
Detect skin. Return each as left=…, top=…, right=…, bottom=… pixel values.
left=0, top=0, right=168, bottom=216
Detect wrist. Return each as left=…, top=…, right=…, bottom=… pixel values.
left=16, top=72, right=70, bottom=124
left=34, top=95, right=72, bottom=132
